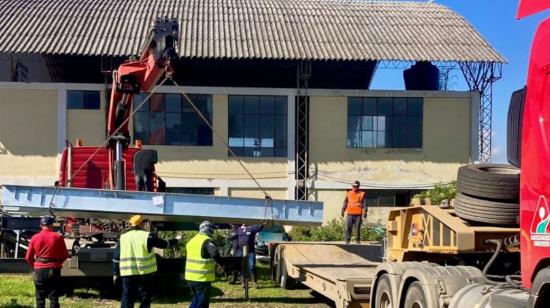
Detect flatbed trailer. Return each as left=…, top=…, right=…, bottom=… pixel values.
left=270, top=242, right=383, bottom=308
left=271, top=205, right=520, bottom=308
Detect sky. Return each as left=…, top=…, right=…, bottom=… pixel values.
left=369, top=0, right=550, bottom=163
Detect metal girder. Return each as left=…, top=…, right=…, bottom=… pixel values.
left=459, top=62, right=502, bottom=163
left=295, top=60, right=311, bottom=201
left=1, top=185, right=323, bottom=226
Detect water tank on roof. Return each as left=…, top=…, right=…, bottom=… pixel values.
left=403, top=61, right=440, bottom=91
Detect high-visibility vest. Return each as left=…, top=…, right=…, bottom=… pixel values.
left=346, top=190, right=366, bottom=215
left=119, top=230, right=157, bottom=277
left=185, top=233, right=215, bottom=282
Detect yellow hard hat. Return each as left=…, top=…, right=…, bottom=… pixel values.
left=129, top=215, right=143, bottom=227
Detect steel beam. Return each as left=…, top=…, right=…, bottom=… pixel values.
left=1, top=185, right=323, bottom=226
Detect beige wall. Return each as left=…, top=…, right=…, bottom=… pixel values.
left=141, top=95, right=288, bottom=181
left=66, top=90, right=106, bottom=145
left=309, top=94, right=471, bottom=187
left=0, top=88, right=58, bottom=178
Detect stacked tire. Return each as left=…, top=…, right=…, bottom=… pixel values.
left=455, top=164, right=520, bottom=226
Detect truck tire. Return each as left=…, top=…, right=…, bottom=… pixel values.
left=457, top=164, right=519, bottom=200
left=530, top=267, right=550, bottom=308
left=455, top=192, right=519, bottom=226
left=374, top=274, right=394, bottom=308
left=279, top=257, right=297, bottom=290
left=403, top=282, right=427, bottom=308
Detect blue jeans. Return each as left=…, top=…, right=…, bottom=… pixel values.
left=236, top=251, right=256, bottom=276
left=188, top=281, right=211, bottom=308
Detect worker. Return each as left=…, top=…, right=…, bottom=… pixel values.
left=185, top=221, right=223, bottom=308
left=228, top=224, right=240, bottom=284
left=112, top=215, right=180, bottom=308
left=25, top=215, right=68, bottom=308
left=341, top=180, right=367, bottom=244
left=230, top=222, right=265, bottom=288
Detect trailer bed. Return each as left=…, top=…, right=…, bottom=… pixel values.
left=272, top=242, right=382, bottom=308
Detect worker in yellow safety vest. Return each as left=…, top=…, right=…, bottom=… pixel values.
left=185, top=221, right=223, bottom=308
left=341, top=180, right=367, bottom=244
left=112, top=215, right=181, bottom=308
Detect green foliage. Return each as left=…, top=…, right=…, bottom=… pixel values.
left=415, top=181, right=456, bottom=205
left=159, top=229, right=231, bottom=258
left=289, top=218, right=385, bottom=242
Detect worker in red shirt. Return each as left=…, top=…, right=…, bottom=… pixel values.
left=25, top=216, right=68, bottom=308
left=341, top=180, right=367, bottom=244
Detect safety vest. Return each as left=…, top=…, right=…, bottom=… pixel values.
left=346, top=190, right=366, bottom=215
left=185, top=233, right=215, bottom=282
left=119, top=230, right=157, bottom=277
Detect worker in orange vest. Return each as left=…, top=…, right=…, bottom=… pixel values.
left=341, top=180, right=367, bottom=244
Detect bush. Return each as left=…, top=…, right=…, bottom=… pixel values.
left=288, top=218, right=385, bottom=242
left=415, top=181, right=456, bottom=205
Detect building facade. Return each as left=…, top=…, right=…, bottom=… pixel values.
left=0, top=0, right=503, bottom=223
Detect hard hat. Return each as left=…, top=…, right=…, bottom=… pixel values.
left=40, top=215, right=55, bottom=226
left=129, top=215, right=143, bottom=227
left=199, top=221, right=214, bottom=236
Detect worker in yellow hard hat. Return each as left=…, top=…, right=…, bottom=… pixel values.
left=112, top=215, right=181, bottom=308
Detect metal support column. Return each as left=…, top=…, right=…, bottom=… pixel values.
left=295, top=61, right=311, bottom=201
left=459, top=62, right=502, bottom=163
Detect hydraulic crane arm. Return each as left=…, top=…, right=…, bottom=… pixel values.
left=107, top=18, right=179, bottom=138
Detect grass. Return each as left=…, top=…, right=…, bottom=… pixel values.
left=0, top=265, right=331, bottom=308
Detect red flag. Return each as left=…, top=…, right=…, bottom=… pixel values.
left=517, top=0, right=550, bottom=18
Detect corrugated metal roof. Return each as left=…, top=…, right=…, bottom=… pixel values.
left=0, top=0, right=505, bottom=63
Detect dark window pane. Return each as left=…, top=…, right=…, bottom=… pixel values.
left=165, top=94, right=181, bottom=112
left=166, top=113, right=181, bottom=145
left=197, top=124, right=212, bottom=146
left=229, top=115, right=243, bottom=138
left=378, top=98, right=393, bottom=116
left=260, top=115, right=275, bottom=148
left=229, top=96, right=243, bottom=114
left=149, top=94, right=164, bottom=112
left=408, top=117, right=423, bottom=148
left=244, top=96, right=259, bottom=114
left=385, top=116, right=394, bottom=146
left=182, top=112, right=198, bottom=145
left=134, top=112, right=149, bottom=143
left=393, top=98, right=407, bottom=116
left=275, top=147, right=287, bottom=157
left=229, top=147, right=244, bottom=156
left=348, top=97, right=362, bottom=115
left=274, top=115, right=287, bottom=147
left=135, top=93, right=149, bottom=111
left=348, top=116, right=362, bottom=131
left=364, top=98, right=377, bottom=116
left=261, top=148, right=274, bottom=157
left=260, top=96, right=275, bottom=115
left=347, top=130, right=361, bottom=147
left=275, top=96, right=287, bottom=114
left=83, top=91, right=100, bottom=109
left=408, top=98, right=423, bottom=116
left=149, top=113, right=165, bottom=144
left=67, top=91, right=83, bottom=109
left=392, top=116, right=407, bottom=148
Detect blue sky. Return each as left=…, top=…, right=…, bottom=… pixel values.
left=370, top=0, right=550, bottom=162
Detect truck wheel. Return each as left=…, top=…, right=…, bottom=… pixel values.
left=531, top=267, right=550, bottom=308
left=375, top=274, right=394, bottom=308
left=279, top=257, right=297, bottom=290
left=457, top=164, right=519, bottom=200
left=404, top=282, right=427, bottom=308
left=455, top=192, right=519, bottom=226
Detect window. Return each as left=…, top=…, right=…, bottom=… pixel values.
left=347, top=97, right=423, bottom=148
left=67, top=90, right=100, bottom=109
left=134, top=93, right=213, bottom=146
left=228, top=95, right=287, bottom=157
left=165, top=187, right=215, bottom=195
